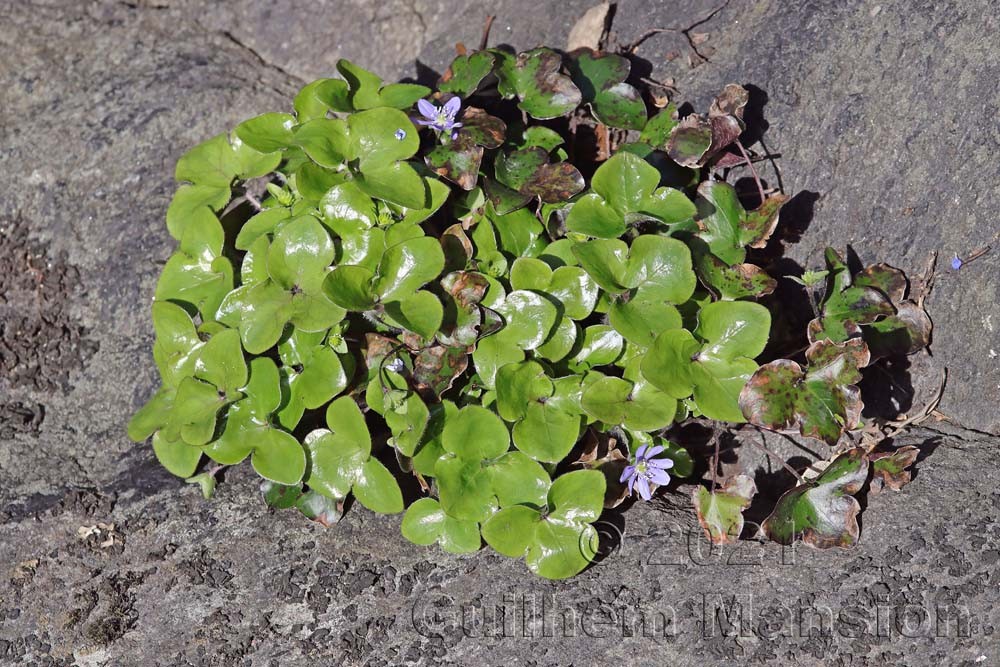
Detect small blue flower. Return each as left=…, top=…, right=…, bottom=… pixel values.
left=394, top=128, right=406, bottom=141
left=415, top=96, right=462, bottom=138
left=951, top=255, right=963, bottom=271
left=620, top=444, right=674, bottom=501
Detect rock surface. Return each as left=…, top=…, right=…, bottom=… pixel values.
left=1, top=1, right=998, bottom=665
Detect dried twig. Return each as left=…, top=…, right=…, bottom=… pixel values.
left=748, top=434, right=805, bottom=484
left=480, top=15, right=496, bottom=51
left=916, top=250, right=937, bottom=308
left=735, top=139, right=766, bottom=205
left=623, top=0, right=730, bottom=60
left=861, top=368, right=948, bottom=451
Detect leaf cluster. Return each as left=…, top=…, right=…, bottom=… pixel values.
left=131, top=44, right=931, bottom=577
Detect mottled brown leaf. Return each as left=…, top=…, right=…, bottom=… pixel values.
left=870, top=445, right=919, bottom=493
left=414, top=345, right=470, bottom=397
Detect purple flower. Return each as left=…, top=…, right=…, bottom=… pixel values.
left=415, top=97, right=462, bottom=137
left=951, top=255, right=963, bottom=271
left=620, top=444, right=675, bottom=501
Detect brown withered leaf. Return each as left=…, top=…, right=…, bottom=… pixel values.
left=567, top=2, right=611, bottom=51
left=709, top=83, right=749, bottom=120
left=869, top=445, right=919, bottom=493
left=573, top=430, right=631, bottom=508
left=365, top=333, right=401, bottom=372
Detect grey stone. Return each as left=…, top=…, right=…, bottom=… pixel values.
left=1, top=1, right=998, bottom=665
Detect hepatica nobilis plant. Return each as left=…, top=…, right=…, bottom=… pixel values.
left=129, top=43, right=933, bottom=578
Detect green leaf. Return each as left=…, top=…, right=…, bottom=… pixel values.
left=489, top=452, right=551, bottom=507
left=482, top=505, right=539, bottom=557
left=279, top=330, right=351, bottom=410
left=566, top=152, right=695, bottom=238
left=401, top=497, right=482, bottom=553
left=572, top=234, right=696, bottom=299
left=439, top=51, right=496, bottom=96
left=384, top=291, right=444, bottom=340
left=235, top=207, right=291, bottom=250
left=155, top=251, right=233, bottom=322
left=693, top=474, right=756, bottom=545
left=696, top=300, right=772, bottom=360
left=763, top=448, right=869, bottom=548
left=151, top=301, right=202, bottom=386
left=294, top=79, right=336, bottom=121
left=128, top=387, right=174, bottom=442
left=375, top=236, right=446, bottom=302
left=528, top=519, right=598, bottom=580
left=267, top=216, right=335, bottom=292
left=195, top=328, right=247, bottom=394
left=493, top=48, right=582, bottom=119
left=494, top=290, right=558, bottom=350
left=235, top=113, right=296, bottom=153
left=295, top=162, right=345, bottom=202
left=217, top=281, right=292, bottom=354
left=152, top=431, right=202, bottom=478
left=171, top=376, right=228, bottom=446
left=695, top=181, right=746, bottom=265
left=471, top=335, right=526, bottom=389
left=567, top=49, right=647, bottom=130
left=293, top=118, right=350, bottom=168
left=175, top=134, right=238, bottom=187
left=336, top=59, right=383, bottom=109
left=355, top=161, right=429, bottom=209
left=511, top=399, right=582, bottom=463
left=568, top=325, right=624, bottom=370
left=641, top=301, right=770, bottom=422
left=435, top=456, right=498, bottom=522
left=639, top=104, right=678, bottom=147
left=495, top=361, right=553, bottom=421
left=319, top=181, right=377, bottom=231
left=547, top=469, right=605, bottom=522
left=442, top=405, right=510, bottom=460
left=353, top=457, right=404, bottom=513
left=250, top=428, right=307, bottom=485
left=324, top=265, right=377, bottom=311
left=348, top=107, right=420, bottom=170
left=608, top=293, right=682, bottom=348
left=581, top=366, right=676, bottom=431
left=166, top=185, right=230, bottom=240
left=305, top=397, right=372, bottom=500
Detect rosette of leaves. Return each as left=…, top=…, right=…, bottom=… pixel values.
left=130, top=46, right=927, bottom=578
